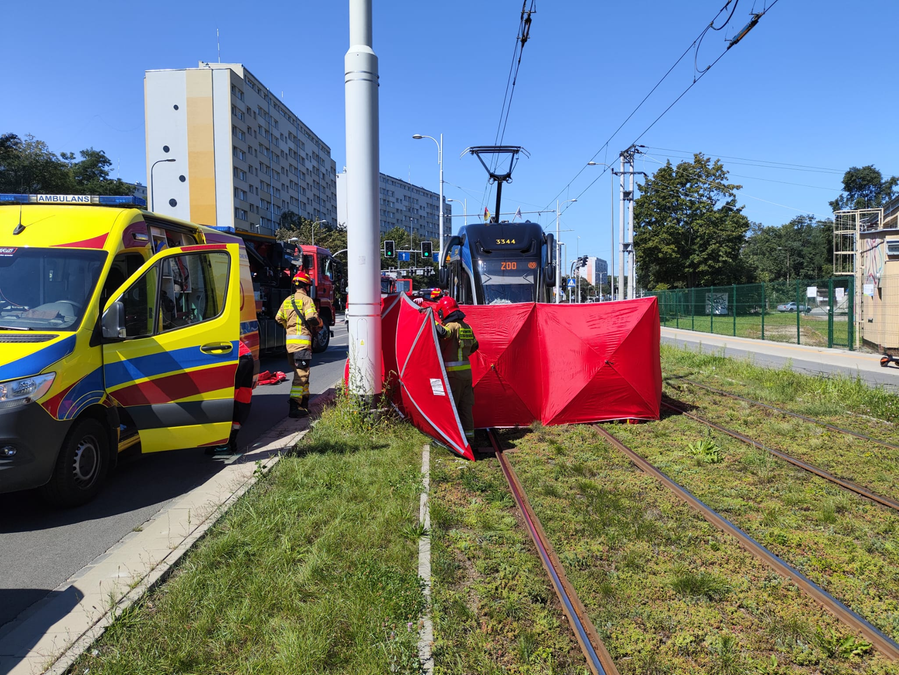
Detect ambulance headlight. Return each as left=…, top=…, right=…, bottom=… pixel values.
left=0, top=373, right=56, bottom=409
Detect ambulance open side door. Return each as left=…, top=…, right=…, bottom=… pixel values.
left=101, top=243, right=240, bottom=453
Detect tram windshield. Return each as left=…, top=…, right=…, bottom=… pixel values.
left=478, top=259, right=538, bottom=304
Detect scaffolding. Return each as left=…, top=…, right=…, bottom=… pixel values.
left=834, top=206, right=899, bottom=352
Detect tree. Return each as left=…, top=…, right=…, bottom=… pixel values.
left=634, top=154, right=751, bottom=290
left=276, top=211, right=347, bottom=255
left=67, top=148, right=133, bottom=196
left=0, top=134, right=132, bottom=196
left=741, top=216, right=834, bottom=283
left=829, top=165, right=898, bottom=212
left=0, top=134, right=74, bottom=193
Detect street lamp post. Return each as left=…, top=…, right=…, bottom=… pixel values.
left=577, top=236, right=582, bottom=304
left=446, top=198, right=467, bottom=226
left=412, top=133, right=444, bottom=254
left=556, top=198, right=577, bottom=303
left=587, top=161, right=615, bottom=300
left=149, top=158, right=176, bottom=212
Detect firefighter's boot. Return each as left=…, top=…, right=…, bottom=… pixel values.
left=289, top=399, right=308, bottom=419
left=300, top=395, right=310, bottom=412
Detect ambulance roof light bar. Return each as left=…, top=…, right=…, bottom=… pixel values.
left=0, top=194, right=147, bottom=208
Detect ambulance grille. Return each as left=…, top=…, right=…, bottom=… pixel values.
left=0, top=334, right=58, bottom=343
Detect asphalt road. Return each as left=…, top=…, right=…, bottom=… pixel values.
left=0, top=330, right=348, bottom=632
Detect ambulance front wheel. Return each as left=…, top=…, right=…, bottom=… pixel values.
left=40, top=418, right=109, bottom=507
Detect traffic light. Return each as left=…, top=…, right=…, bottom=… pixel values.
left=384, top=240, right=395, bottom=258
left=421, top=240, right=432, bottom=259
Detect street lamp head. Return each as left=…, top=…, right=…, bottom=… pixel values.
left=412, top=134, right=423, bottom=139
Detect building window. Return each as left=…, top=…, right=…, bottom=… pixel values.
left=235, top=208, right=248, bottom=221
left=233, top=146, right=245, bottom=161
left=235, top=188, right=247, bottom=201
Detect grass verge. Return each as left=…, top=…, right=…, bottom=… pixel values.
left=660, top=344, right=899, bottom=426
left=74, top=392, right=427, bottom=675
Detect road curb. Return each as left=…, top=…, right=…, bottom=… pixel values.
left=0, top=385, right=339, bottom=675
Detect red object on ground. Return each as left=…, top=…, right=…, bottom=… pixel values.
left=464, top=298, right=661, bottom=427
left=343, top=297, right=660, bottom=460
left=394, top=295, right=473, bottom=460
left=257, top=370, right=287, bottom=385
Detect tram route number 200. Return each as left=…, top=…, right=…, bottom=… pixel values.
left=500, top=261, right=517, bottom=270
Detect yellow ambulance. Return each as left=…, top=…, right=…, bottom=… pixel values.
left=0, top=194, right=258, bottom=505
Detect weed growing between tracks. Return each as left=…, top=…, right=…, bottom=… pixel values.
left=661, top=344, right=899, bottom=427
left=663, top=384, right=899, bottom=504
left=610, top=403, right=899, bottom=645
left=74, top=391, right=427, bottom=675
left=505, top=423, right=899, bottom=675
left=429, top=451, right=589, bottom=674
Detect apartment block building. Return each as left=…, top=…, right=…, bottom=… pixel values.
left=145, top=62, right=336, bottom=236
left=579, top=256, right=608, bottom=286
left=337, top=170, right=449, bottom=242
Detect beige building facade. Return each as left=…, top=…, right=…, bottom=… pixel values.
left=145, top=62, right=336, bottom=236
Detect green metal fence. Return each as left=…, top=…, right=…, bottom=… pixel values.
left=650, top=277, right=855, bottom=349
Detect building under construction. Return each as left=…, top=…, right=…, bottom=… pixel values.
left=834, top=199, right=899, bottom=354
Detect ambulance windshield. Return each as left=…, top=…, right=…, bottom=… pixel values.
left=0, top=248, right=107, bottom=330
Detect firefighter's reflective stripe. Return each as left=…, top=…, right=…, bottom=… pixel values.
left=287, top=334, right=312, bottom=347
left=446, top=360, right=471, bottom=372
left=290, top=385, right=307, bottom=397
left=458, top=327, right=475, bottom=340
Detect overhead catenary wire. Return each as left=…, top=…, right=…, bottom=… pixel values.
left=481, top=1, right=537, bottom=214
left=546, top=0, right=781, bottom=215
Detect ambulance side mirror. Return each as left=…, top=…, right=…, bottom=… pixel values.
left=544, top=264, right=555, bottom=287
left=102, top=301, right=126, bottom=339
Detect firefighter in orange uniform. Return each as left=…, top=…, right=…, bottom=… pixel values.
left=434, top=296, right=479, bottom=442
left=276, top=271, right=323, bottom=418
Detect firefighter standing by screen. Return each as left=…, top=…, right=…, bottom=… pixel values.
left=434, top=296, right=479, bottom=442
left=277, top=271, right=323, bottom=418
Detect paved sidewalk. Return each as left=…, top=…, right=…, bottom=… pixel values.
left=0, top=390, right=335, bottom=675
left=661, top=327, right=899, bottom=391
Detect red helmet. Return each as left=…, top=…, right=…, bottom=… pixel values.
left=429, top=288, right=442, bottom=299
left=292, top=271, right=312, bottom=286
left=436, top=296, right=459, bottom=321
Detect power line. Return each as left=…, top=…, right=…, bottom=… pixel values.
left=642, top=146, right=844, bottom=174
left=641, top=153, right=839, bottom=191
left=481, top=1, right=537, bottom=213
left=546, top=0, right=780, bottom=213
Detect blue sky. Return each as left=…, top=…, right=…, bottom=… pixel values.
left=3, top=1, right=897, bottom=264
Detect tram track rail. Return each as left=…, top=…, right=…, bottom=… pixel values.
left=668, top=376, right=899, bottom=451
left=486, top=429, right=620, bottom=675
left=588, top=423, right=899, bottom=662
left=660, top=398, right=899, bottom=513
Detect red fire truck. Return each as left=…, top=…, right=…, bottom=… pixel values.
left=222, top=230, right=341, bottom=353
